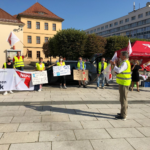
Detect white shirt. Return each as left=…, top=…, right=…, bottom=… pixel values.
left=113, top=61, right=128, bottom=73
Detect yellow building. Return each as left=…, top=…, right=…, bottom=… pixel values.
left=0, top=8, right=24, bottom=68
left=15, top=2, right=64, bottom=64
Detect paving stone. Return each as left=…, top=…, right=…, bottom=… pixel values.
left=12, top=116, right=41, bottom=123
left=142, top=113, right=150, bottom=118
left=0, top=144, right=9, bottom=150
left=74, top=129, right=111, bottom=140
left=135, top=119, right=150, bottom=127
left=136, top=127, right=150, bottom=137
left=69, top=114, right=97, bottom=121
left=52, top=122, right=83, bottom=130
left=0, top=132, right=39, bottom=144
left=87, top=104, right=109, bottom=109
left=128, top=108, right=147, bottom=114
left=0, top=117, right=13, bottom=123
left=0, top=132, right=3, bottom=138
left=42, top=115, right=70, bottom=122
left=0, top=124, right=19, bottom=132
left=98, top=108, right=120, bottom=114
left=18, top=122, right=51, bottom=131
left=50, top=108, right=76, bottom=115
left=39, top=130, right=75, bottom=141
left=66, top=105, right=88, bottom=109
left=81, top=121, right=113, bottom=129
left=75, top=109, right=99, bottom=114
left=3, top=99, right=24, bottom=102
left=108, top=120, right=142, bottom=128
left=25, top=110, right=51, bottom=116
left=107, top=104, right=121, bottom=109
left=127, top=114, right=148, bottom=119
left=19, top=106, right=43, bottom=111
left=106, top=128, right=144, bottom=138
left=129, top=104, right=149, bottom=108
left=52, top=140, right=93, bottom=150
left=0, top=111, right=25, bottom=117
left=9, top=142, right=51, bottom=150
left=126, top=137, right=150, bottom=150
left=91, top=139, right=134, bottom=150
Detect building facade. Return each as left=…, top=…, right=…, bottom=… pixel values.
left=15, top=2, right=64, bottom=64
left=0, top=8, right=24, bottom=68
left=85, top=2, right=150, bottom=39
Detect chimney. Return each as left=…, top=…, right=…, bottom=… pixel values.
left=133, top=2, right=135, bottom=11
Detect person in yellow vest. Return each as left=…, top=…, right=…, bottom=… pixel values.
left=57, top=57, right=67, bottom=89
left=13, top=49, right=29, bottom=71
left=2, top=56, right=13, bottom=95
left=97, top=57, right=107, bottom=89
left=35, top=57, right=45, bottom=92
left=110, top=51, right=131, bottom=120
left=77, top=57, right=87, bottom=88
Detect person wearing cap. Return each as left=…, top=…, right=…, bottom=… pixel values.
left=13, top=49, right=29, bottom=71
left=2, top=56, right=14, bottom=95
left=35, top=57, right=45, bottom=92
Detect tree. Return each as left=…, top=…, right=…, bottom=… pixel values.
left=84, top=34, right=106, bottom=59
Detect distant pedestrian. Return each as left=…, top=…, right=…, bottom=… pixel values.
left=35, top=57, right=45, bottom=92
left=97, top=57, right=107, bottom=89
left=2, top=56, right=14, bottom=95
left=57, top=57, right=67, bottom=89
left=77, top=57, right=87, bottom=88
left=110, top=51, right=131, bottom=120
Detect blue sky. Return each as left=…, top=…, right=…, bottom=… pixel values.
left=0, top=0, right=148, bottom=30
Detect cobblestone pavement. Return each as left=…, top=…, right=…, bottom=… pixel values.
left=0, top=83, right=150, bottom=150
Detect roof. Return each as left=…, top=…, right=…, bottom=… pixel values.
left=18, top=2, right=64, bottom=21
left=0, top=8, right=23, bottom=24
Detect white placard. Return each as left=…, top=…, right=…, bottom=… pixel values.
left=31, top=71, right=48, bottom=85
left=53, top=65, right=71, bottom=76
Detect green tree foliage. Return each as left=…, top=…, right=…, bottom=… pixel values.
left=84, top=34, right=106, bottom=58
left=104, top=36, right=150, bottom=58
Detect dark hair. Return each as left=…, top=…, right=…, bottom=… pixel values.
left=39, top=57, right=43, bottom=60
left=59, top=56, right=64, bottom=62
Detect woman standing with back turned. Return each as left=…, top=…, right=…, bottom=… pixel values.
left=57, top=57, right=67, bottom=89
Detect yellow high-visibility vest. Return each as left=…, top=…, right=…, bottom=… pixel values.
left=36, top=63, right=45, bottom=71
left=57, top=62, right=65, bottom=66
left=98, top=62, right=107, bottom=74
left=116, top=60, right=131, bottom=86
left=77, top=61, right=85, bottom=69
left=14, top=56, right=24, bottom=68
left=3, top=63, right=7, bottom=68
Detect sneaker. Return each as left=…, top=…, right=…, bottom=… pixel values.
left=97, top=87, right=99, bottom=90
left=9, top=91, right=13, bottom=94
left=83, top=85, right=87, bottom=88
left=117, top=113, right=127, bottom=117
left=3, top=92, right=8, bottom=96
left=106, top=84, right=109, bottom=86
left=78, top=85, right=81, bottom=88
left=64, top=86, right=67, bottom=89
left=38, top=89, right=42, bottom=92
left=115, top=115, right=126, bottom=121
left=60, top=85, right=62, bottom=89
left=101, top=87, right=105, bottom=89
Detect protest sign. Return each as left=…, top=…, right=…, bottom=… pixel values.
left=0, top=69, right=34, bottom=91
left=31, top=71, right=48, bottom=85
left=53, top=65, right=71, bottom=76
left=73, top=70, right=88, bottom=81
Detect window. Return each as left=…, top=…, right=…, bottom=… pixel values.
left=36, top=36, right=40, bottom=44
left=28, top=51, right=32, bottom=58
left=27, top=21, right=31, bottom=28
left=45, top=37, right=48, bottom=43
left=27, top=36, right=32, bottom=43
left=90, top=30, right=93, bottom=33
left=125, top=18, right=129, bottom=22
left=120, top=20, right=123, bottom=24
left=110, top=23, right=113, bottom=27
left=45, top=23, right=48, bottom=30
left=45, top=54, right=49, bottom=58
left=101, top=26, right=104, bottom=30
left=97, top=28, right=100, bottom=31
left=114, top=22, right=118, bottom=26
left=94, top=29, right=96, bottom=32
left=105, top=25, right=108, bottom=29
left=36, top=22, right=40, bottom=29
left=138, top=14, right=143, bottom=19
left=37, top=51, right=40, bottom=58
left=53, top=23, right=56, bottom=31
left=146, top=11, right=150, bottom=16
left=131, top=16, right=136, bottom=20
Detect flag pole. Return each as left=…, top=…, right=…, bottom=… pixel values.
left=20, top=41, right=25, bottom=47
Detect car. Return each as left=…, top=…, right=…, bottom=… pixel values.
left=46, top=60, right=97, bottom=85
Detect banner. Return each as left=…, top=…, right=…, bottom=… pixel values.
left=53, top=65, right=71, bottom=76
left=0, top=69, right=34, bottom=91
left=73, top=70, right=88, bottom=81
left=31, top=71, right=48, bottom=85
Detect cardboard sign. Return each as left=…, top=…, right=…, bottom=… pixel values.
left=73, top=70, right=88, bottom=81
left=53, top=65, right=71, bottom=76
left=31, top=71, right=48, bottom=85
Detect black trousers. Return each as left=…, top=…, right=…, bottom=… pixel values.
left=60, top=76, right=66, bottom=84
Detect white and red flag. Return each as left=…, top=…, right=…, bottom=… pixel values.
left=7, top=31, right=20, bottom=46
left=127, top=39, right=132, bottom=55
